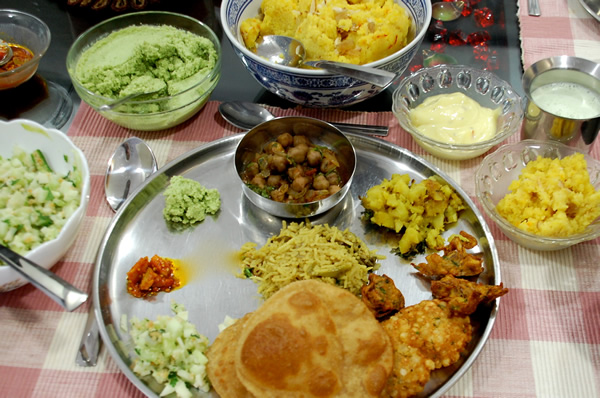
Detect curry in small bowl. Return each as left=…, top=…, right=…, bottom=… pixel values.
left=235, top=116, right=356, bottom=218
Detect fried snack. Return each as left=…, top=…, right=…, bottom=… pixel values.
left=361, top=273, right=405, bottom=320
left=412, top=231, right=484, bottom=278
left=233, top=280, right=394, bottom=397
left=381, top=300, right=472, bottom=398
left=431, top=275, right=509, bottom=316
left=206, top=314, right=255, bottom=398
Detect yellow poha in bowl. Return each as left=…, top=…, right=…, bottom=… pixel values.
left=475, top=140, right=600, bottom=251
left=496, top=153, right=600, bottom=237
left=240, top=0, right=411, bottom=65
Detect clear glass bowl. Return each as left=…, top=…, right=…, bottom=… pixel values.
left=66, top=11, right=221, bottom=131
left=475, top=139, right=600, bottom=251
left=392, top=65, right=524, bottom=160
left=0, top=9, right=50, bottom=90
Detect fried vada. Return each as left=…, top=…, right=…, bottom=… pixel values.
left=381, top=300, right=472, bottom=398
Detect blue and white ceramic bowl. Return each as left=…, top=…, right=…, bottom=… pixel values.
left=220, top=0, right=431, bottom=108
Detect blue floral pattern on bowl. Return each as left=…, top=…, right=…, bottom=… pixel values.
left=221, top=0, right=432, bottom=107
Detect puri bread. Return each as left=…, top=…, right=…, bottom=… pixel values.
left=234, top=279, right=393, bottom=397
left=206, top=313, right=255, bottom=398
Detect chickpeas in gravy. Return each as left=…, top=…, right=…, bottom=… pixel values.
left=241, top=133, right=345, bottom=203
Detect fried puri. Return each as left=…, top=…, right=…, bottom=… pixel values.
left=221, top=280, right=393, bottom=397
left=206, top=313, right=255, bottom=398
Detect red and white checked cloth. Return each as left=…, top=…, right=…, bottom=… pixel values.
left=1, top=1, right=599, bottom=396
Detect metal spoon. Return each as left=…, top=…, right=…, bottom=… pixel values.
left=432, top=1, right=465, bottom=21
left=0, top=245, right=87, bottom=311
left=528, top=0, right=541, bottom=16
left=219, top=101, right=389, bottom=137
left=0, top=41, right=13, bottom=67
left=104, top=137, right=159, bottom=211
left=98, top=88, right=162, bottom=112
left=255, top=35, right=397, bottom=88
left=76, top=137, right=157, bottom=367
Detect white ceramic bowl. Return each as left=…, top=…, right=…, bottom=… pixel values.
left=475, top=139, right=600, bottom=251
left=0, top=119, right=90, bottom=292
left=220, top=0, right=431, bottom=108
left=393, top=65, right=524, bottom=160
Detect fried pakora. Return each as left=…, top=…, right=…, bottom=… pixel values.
left=381, top=300, right=472, bottom=398
left=412, top=231, right=484, bottom=278
left=361, top=273, right=405, bottom=320
left=431, top=275, right=509, bottom=316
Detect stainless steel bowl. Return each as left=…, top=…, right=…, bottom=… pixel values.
left=234, top=116, right=356, bottom=218
left=521, top=56, right=600, bottom=153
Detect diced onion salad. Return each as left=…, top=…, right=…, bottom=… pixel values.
left=129, top=302, right=211, bottom=398
left=0, top=147, right=82, bottom=256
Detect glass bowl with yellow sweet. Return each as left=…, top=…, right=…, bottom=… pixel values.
left=392, top=65, right=524, bottom=160
left=475, top=140, right=600, bottom=251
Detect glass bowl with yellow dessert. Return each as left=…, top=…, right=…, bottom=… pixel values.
left=67, top=11, right=221, bottom=131
left=220, top=0, right=431, bottom=108
left=475, top=139, right=600, bottom=251
left=392, top=65, right=524, bottom=160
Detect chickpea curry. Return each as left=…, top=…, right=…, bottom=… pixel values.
left=240, top=132, right=346, bottom=203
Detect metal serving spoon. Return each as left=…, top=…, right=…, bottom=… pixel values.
left=0, top=41, right=13, bottom=67
left=219, top=101, right=389, bottom=137
left=98, top=88, right=163, bottom=112
left=76, top=137, right=157, bottom=367
left=255, top=35, right=397, bottom=88
left=0, top=245, right=87, bottom=311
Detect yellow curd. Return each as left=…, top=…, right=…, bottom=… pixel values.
left=409, top=92, right=500, bottom=145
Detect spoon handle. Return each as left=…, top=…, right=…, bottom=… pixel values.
left=305, top=60, right=396, bottom=88
left=76, top=307, right=100, bottom=366
left=0, top=245, right=88, bottom=312
left=330, top=122, right=389, bottom=137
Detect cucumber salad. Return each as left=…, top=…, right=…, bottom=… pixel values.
left=128, top=302, right=211, bottom=398
left=0, top=147, right=82, bottom=256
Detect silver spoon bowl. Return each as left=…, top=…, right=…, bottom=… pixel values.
left=76, top=137, right=157, bottom=367
left=255, top=35, right=397, bottom=88
left=104, top=137, right=158, bottom=211
left=0, top=41, right=13, bottom=67
left=219, top=101, right=389, bottom=137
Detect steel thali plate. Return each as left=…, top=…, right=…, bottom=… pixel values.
left=94, top=133, right=501, bottom=398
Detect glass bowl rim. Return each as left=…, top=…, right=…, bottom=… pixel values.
left=475, top=139, right=600, bottom=245
left=392, top=64, right=524, bottom=151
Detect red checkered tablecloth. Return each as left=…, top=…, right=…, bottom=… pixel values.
left=1, top=0, right=599, bottom=397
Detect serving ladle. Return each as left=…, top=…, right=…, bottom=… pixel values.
left=76, top=137, right=157, bottom=367
left=219, top=101, right=389, bottom=137
left=255, top=35, right=397, bottom=88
